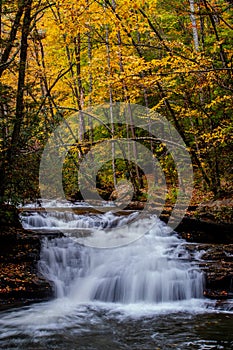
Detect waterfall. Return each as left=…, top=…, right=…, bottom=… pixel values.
left=22, top=207, right=204, bottom=303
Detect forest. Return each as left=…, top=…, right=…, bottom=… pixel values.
left=0, top=0, right=232, bottom=206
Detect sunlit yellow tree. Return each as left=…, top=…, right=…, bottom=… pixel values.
left=1, top=0, right=232, bottom=202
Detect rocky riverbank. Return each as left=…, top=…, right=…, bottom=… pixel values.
left=176, top=196, right=233, bottom=299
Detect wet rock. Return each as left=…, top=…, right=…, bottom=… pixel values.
left=176, top=216, right=233, bottom=243
left=203, top=289, right=232, bottom=299
left=189, top=244, right=233, bottom=300
left=0, top=227, right=53, bottom=309
left=215, top=300, right=233, bottom=311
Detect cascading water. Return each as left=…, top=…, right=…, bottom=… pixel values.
left=1, top=205, right=233, bottom=350
left=22, top=207, right=204, bottom=303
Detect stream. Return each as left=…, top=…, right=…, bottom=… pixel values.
left=0, top=201, right=233, bottom=349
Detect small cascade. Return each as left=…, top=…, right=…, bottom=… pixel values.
left=23, top=208, right=205, bottom=304
left=21, top=210, right=138, bottom=234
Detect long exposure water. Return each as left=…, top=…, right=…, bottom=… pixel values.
left=0, top=202, right=233, bottom=349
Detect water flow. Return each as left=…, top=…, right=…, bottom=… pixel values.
left=1, top=205, right=231, bottom=350
left=21, top=209, right=205, bottom=303
left=21, top=210, right=134, bottom=231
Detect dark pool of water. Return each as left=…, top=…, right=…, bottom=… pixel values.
left=0, top=299, right=233, bottom=350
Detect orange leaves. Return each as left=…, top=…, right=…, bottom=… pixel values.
left=0, top=260, right=36, bottom=297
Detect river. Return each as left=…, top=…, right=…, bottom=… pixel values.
left=0, top=201, right=232, bottom=349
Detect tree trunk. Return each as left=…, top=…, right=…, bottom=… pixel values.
left=9, top=0, right=33, bottom=158
left=104, top=3, right=117, bottom=188
left=3, top=0, right=33, bottom=201
left=0, top=2, right=24, bottom=77
left=189, top=0, right=199, bottom=51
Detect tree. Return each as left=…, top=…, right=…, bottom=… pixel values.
left=0, top=0, right=53, bottom=202
left=1, top=0, right=232, bottom=203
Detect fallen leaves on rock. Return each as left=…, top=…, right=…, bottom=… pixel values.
left=0, top=227, right=52, bottom=306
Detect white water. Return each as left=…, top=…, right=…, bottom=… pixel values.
left=1, top=206, right=233, bottom=349
left=21, top=210, right=136, bottom=232
left=22, top=209, right=204, bottom=303
left=20, top=199, right=115, bottom=208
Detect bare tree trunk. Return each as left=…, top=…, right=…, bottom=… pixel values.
left=104, top=3, right=117, bottom=188
left=87, top=21, right=94, bottom=145
left=189, top=0, right=199, bottom=51
left=74, top=32, right=85, bottom=141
